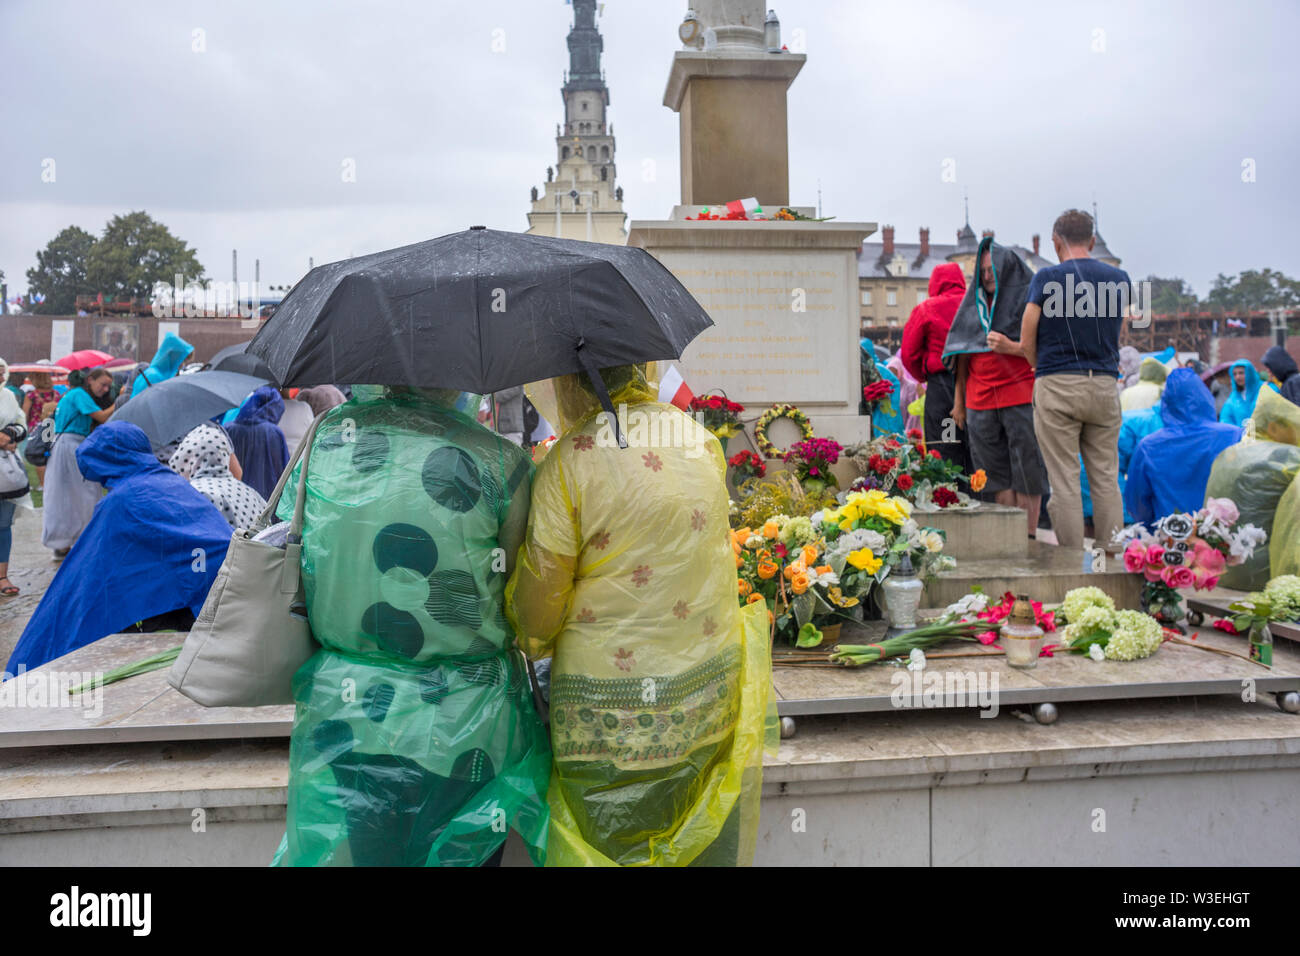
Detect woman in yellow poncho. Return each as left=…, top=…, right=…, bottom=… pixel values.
left=506, top=364, right=773, bottom=866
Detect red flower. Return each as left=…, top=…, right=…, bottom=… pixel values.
left=1212, top=618, right=1240, bottom=635
left=884, top=438, right=901, bottom=451
left=928, top=449, right=941, bottom=459
left=896, top=473, right=914, bottom=491
left=906, top=428, right=923, bottom=440
left=933, top=486, right=959, bottom=508
left=773, top=542, right=788, bottom=561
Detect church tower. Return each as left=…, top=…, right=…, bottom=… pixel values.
left=526, top=0, right=627, bottom=244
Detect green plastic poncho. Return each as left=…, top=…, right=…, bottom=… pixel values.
left=1204, top=388, right=1300, bottom=591
left=271, top=387, right=551, bottom=866
left=507, top=364, right=776, bottom=867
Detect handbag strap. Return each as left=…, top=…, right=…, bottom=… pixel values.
left=250, top=409, right=330, bottom=535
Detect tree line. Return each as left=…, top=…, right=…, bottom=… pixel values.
left=22, top=211, right=205, bottom=314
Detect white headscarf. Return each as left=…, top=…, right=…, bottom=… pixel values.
left=169, top=422, right=267, bottom=528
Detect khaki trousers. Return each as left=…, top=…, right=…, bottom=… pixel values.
left=1032, top=373, right=1123, bottom=551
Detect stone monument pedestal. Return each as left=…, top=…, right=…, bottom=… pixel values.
left=630, top=210, right=876, bottom=448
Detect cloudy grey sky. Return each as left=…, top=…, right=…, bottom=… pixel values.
left=1, top=0, right=1296, bottom=298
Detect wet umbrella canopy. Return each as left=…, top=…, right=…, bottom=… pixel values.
left=208, top=341, right=276, bottom=382
left=110, top=369, right=269, bottom=449
left=247, top=228, right=713, bottom=442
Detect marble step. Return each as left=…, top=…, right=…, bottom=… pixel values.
left=916, top=502, right=1028, bottom=561
left=925, top=540, right=1141, bottom=609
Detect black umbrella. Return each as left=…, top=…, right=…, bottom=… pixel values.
left=246, top=227, right=714, bottom=445
left=111, top=370, right=268, bottom=449
left=208, top=341, right=276, bottom=381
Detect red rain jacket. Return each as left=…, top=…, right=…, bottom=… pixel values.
left=900, top=263, right=967, bottom=382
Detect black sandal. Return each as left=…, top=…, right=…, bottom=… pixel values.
left=0, top=577, right=18, bottom=597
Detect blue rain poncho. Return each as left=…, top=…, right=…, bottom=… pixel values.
left=130, top=331, right=194, bottom=397
left=5, top=421, right=231, bottom=676
left=1117, top=405, right=1164, bottom=523
left=223, top=385, right=289, bottom=499
left=1219, top=359, right=1262, bottom=427
left=1124, top=368, right=1242, bottom=526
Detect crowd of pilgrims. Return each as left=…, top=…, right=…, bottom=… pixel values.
left=1, top=336, right=771, bottom=866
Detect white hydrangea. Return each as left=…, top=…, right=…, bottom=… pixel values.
left=1061, top=586, right=1115, bottom=624
left=1103, top=610, right=1165, bottom=661
left=1264, top=575, right=1300, bottom=622
left=744, top=534, right=764, bottom=549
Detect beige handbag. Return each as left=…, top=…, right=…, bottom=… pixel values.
left=168, top=412, right=327, bottom=707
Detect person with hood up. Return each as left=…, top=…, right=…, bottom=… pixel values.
left=1262, top=345, right=1300, bottom=407
left=223, top=384, right=289, bottom=499
left=901, top=263, right=971, bottom=469
left=129, top=331, right=193, bottom=398
left=1120, top=357, right=1168, bottom=412
left=7, top=421, right=231, bottom=675
left=271, top=385, right=550, bottom=867
left=1124, top=368, right=1243, bottom=527
left=943, top=238, right=1048, bottom=534
left=1219, top=359, right=1263, bottom=427
left=169, top=422, right=267, bottom=528
left=506, top=363, right=774, bottom=866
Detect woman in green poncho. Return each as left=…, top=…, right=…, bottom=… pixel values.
left=272, top=386, right=551, bottom=866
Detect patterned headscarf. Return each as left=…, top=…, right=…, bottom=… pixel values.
left=169, top=422, right=267, bottom=528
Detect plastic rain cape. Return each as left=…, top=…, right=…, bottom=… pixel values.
left=508, top=364, right=777, bottom=866
left=1124, top=368, right=1242, bottom=527
left=269, top=387, right=551, bottom=866
left=1204, top=387, right=1300, bottom=590
left=7, top=421, right=231, bottom=675
left=130, top=331, right=193, bottom=397
left=1219, top=359, right=1263, bottom=427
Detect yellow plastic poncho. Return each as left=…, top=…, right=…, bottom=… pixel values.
left=506, top=364, right=775, bottom=866
left=1120, top=357, right=1169, bottom=412
left=1204, top=387, right=1300, bottom=589
left=1251, top=388, right=1300, bottom=579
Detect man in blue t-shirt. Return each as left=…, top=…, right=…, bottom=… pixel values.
left=985, top=209, right=1132, bottom=551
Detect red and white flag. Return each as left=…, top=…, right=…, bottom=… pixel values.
left=658, top=364, right=694, bottom=410
left=724, top=197, right=761, bottom=219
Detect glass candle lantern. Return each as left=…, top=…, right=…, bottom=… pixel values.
left=881, top=554, right=924, bottom=630
left=1000, top=593, right=1045, bottom=668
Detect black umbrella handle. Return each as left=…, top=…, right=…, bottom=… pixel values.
left=576, top=339, right=627, bottom=449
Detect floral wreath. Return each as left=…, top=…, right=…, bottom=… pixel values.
left=754, top=403, right=815, bottom=458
